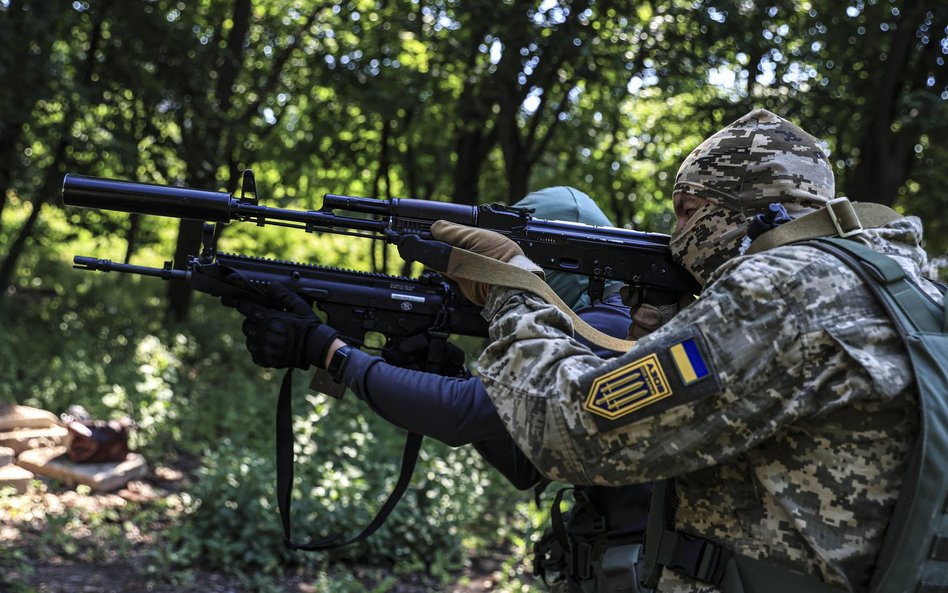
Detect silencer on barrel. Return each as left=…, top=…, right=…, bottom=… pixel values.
left=62, top=174, right=235, bottom=223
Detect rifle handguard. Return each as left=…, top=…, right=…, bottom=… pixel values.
left=394, top=234, right=453, bottom=273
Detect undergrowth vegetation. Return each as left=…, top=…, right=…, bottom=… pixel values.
left=0, top=254, right=549, bottom=591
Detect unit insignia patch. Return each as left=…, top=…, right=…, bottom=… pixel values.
left=584, top=354, right=672, bottom=420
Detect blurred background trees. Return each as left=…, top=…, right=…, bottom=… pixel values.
left=1, top=0, right=945, bottom=590
left=3, top=0, right=945, bottom=307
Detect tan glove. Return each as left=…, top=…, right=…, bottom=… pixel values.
left=621, top=286, right=694, bottom=340
left=430, top=220, right=541, bottom=306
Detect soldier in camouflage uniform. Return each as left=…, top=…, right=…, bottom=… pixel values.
left=425, top=109, right=941, bottom=592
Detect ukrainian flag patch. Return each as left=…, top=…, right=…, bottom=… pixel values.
left=669, top=338, right=710, bottom=385
left=584, top=354, right=672, bottom=420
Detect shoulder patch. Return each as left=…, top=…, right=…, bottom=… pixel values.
left=580, top=330, right=721, bottom=432
left=584, top=354, right=672, bottom=420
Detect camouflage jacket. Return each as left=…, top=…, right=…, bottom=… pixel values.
left=477, top=217, right=940, bottom=592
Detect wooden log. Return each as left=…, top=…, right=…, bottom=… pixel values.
left=0, top=463, right=35, bottom=494
left=0, top=445, right=13, bottom=467
left=0, top=426, right=68, bottom=454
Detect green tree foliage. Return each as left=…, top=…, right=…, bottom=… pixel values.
left=1, top=0, right=946, bottom=587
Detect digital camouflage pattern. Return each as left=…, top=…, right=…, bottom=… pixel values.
left=670, top=109, right=836, bottom=288
left=673, top=108, right=834, bottom=216
left=669, top=203, right=747, bottom=287
left=477, top=217, right=936, bottom=592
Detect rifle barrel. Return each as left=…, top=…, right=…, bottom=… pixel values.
left=73, top=256, right=187, bottom=280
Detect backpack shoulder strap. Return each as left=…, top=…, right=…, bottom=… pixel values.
left=806, top=238, right=948, bottom=593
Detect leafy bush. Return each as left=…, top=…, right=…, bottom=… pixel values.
left=167, top=390, right=527, bottom=579
left=0, top=254, right=279, bottom=456
left=2, top=257, right=536, bottom=588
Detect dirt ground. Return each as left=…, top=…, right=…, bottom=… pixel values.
left=25, top=562, right=504, bottom=593
left=2, top=465, right=510, bottom=593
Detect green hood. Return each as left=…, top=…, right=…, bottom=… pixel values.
left=512, top=186, right=624, bottom=310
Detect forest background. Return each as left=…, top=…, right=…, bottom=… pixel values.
left=1, top=1, right=946, bottom=592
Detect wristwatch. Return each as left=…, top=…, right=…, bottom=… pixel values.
left=327, top=344, right=355, bottom=383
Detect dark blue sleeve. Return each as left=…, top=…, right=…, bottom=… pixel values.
left=339, top=349, right=509, bottom=446
left=335, top=298, right=630, bottom=491
left=572, top=294, right=632, bottom=357
left=473, top=435, right=544, bottom=490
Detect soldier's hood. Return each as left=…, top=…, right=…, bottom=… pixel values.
left=674, top=108, right=834, bottom=218
left=513, top=187, right=624, bottom=309
left=861, top=215, right=939, bottom=287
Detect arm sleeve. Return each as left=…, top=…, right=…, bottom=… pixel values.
left=339, top=349, right=543, bottom=489
left=339, top=349, right=509, bottom=446
left=477, top=257, right=812, bottom=486
left=472, top=436, right=544, bottom=490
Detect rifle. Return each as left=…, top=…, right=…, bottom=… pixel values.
left=73, top=236, right=486, bottom=397
left=62, top=170, right=700, bottom=301
left=71, top=228, right=486, bottom=550
left=62, top=170, right=694, bottom=550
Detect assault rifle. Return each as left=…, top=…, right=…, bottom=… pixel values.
left=73, top=235, right=486, bottom=397
left=63, top=169, right=695, bottom=551
left=62, top=170, right=700, bottom=301
left=71, top=233, right=487, bottom=551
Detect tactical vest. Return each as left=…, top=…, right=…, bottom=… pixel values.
left=640, top=202, right=948, bottom=593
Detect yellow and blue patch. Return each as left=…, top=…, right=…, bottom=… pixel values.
left=584, top=354, right=672, bottom=420
left=669, top=338, right=710, bottom=385
left=581, top=331, right=719, bottom=430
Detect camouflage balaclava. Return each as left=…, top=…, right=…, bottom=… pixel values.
left=669, top=108, right=835, bottom=286
left=513, top=186, right=624, bottom=310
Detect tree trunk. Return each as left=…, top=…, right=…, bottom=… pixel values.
left=845, top=0, right=928, bottom=206
left=166, top=219, right=203, bottom=321
left=121, top=214, right=140, bottom=265
left=0, top=1, right=108, bottom=290
left=505, top=153, right=531, bottom=203
left=0, top=118, right=27, bottom=228
left=449, top=16, right=499, bottom=206
left=0, top=152, right=67, bottom=289
left=0, top=197, right=42, bottom=290
left=0, top=2, right=57, bottom=225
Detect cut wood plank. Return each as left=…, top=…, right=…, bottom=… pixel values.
left=0, top=446, right=14, bottom=467
left=0, top=463, right=35, bottom=494
left=17, top=446, right=148, bottom=492
left=0, top=426, right=68, bottom=454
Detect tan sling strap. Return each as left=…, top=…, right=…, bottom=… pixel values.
left=396, top=235, right=636, bottom=353
left=746, top=198, right=902, bottom=255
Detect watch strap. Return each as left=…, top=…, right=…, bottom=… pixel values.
left=327, top=344, right=354, bottom=382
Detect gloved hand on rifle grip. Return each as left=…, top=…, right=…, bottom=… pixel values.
left=223, top=283, right=339, bottom=370
left=429, top=220, right=543, bottom=306
left=382, top=333, right=470, bottom=378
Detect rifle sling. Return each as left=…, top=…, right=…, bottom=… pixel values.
left=275, top=368, right=423, bottom=551
left=746, top=200, right=901, bottom=255
left=442, top=246, right=637, bottom=353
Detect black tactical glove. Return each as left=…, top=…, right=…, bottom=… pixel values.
left=224, top=283, right=340, bottom=370
left=382, top=333, right=470, bottom=378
